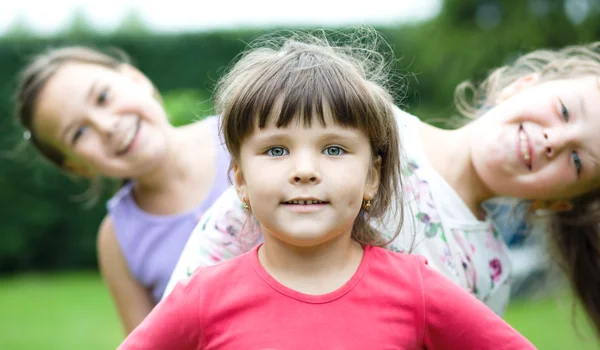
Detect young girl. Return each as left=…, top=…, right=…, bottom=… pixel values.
left=120, top=30, right=535, bottom=349
left=166, top=39, right=600, bottom=334
left=14, top=47, right=236, bottom=334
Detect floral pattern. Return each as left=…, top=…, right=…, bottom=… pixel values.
left=400, top=155, right=512, bottom=314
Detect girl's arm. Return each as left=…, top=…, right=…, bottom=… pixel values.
left=118, top=270, right=203, bottom=350
left=418, top=257, right=536, bottom=349
left=97, top=216, right=155, bottom=335
left=163, top=186, right=262, bottom=299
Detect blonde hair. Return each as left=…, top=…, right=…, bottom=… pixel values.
left=215, top=28, right=404, bottom=246
left=456, top=42, right=600, bottom=337
left=455, top=42, right=600, bottom=120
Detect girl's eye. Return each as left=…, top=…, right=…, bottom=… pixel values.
left=97, top=88, right=109, bottom=105
left=559, top=99, right=569, bottom=122
left=323, top=146, right=345, bottom=156
left=266, top=147, right=288, bottom=157
left=72, top=126, right=88, bottom=145
left=572, top=151, right=582, bottom=177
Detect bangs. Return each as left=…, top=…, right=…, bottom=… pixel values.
left=227, top=49, right=378, bottom=144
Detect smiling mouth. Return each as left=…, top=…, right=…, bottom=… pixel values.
left=116, top=117, right=141, bottom=156
left=282, top=200, right=329, bottom=205
left=518, top=125, right=533, bottom=170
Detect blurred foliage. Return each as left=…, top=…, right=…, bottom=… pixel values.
left=1, top=0, right=599, bottom=272
left=163, top=89, right=214, bottom=126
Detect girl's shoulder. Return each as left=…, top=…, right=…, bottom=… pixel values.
left=106, top=181, right=135, bottom=210
left=367, top=246, right=428, bottom=278
left=392, top=105, right=421, bottom=127
left=390, top=106, right=430, bottom=175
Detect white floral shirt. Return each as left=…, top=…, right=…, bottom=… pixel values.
left=384, top=109, right=512, bottom=315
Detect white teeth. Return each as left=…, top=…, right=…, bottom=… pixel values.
left=288, top=200, right=323, bottom=204
left=519, top=130, right=531, bottom=163
left=118, top=125, right=137, bottom=154
left=124, top=128, right=135, bottom=147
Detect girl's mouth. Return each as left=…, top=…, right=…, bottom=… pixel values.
left=281, top=199, right=330, bottom=213
left=518, top=125, right=533, bottom=170
left=282, top=200, right=328, bottom=205
left=116, top=117, right=141, bottom=156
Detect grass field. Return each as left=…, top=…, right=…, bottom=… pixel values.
left=0, top=272, right=598, bottom=349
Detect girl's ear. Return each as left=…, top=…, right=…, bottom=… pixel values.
left=496, top=73, right=540, bottom=103
left=118, top=64, right=154, bottom=95
left=364, top=155, right=381, bottom=201
left=232, top=162, right=249, bottom=203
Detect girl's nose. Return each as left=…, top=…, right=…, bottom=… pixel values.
left=88, top=112, right=119, bottom=138
left=543, top=128, right=573, bottom=158
left=290, top=153, right=321, bottom=185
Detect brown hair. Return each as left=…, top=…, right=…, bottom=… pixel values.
left=455, top=42, right=600, bottom=337
left=215, top=28, right=404, bottom=246
left=550, top=192, right=600, bottom=337
left=15, top=46, right=129, bottom=168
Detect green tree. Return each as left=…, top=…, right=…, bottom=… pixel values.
left=113, top=9, right=150, bottom=37
left=59, top=7, right=97, bottom=39
left=2, top=14, right=36, bottom=39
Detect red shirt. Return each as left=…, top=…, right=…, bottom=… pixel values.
left=120, top=245, right=535, bottom=349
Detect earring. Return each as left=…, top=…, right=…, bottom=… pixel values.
left=242, top=202, right=250, bottom=211
left=363, top=200, right=371, bottom=210
left=549, top=200, right=574, bottom=213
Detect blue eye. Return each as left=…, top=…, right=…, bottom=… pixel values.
left=266, top=147, right=288, bottom=157
left=572, top=151, right=582, bottom=177
left=559, top=99, right=569, bottom=122
left=323, top=146, right=345, bottom=156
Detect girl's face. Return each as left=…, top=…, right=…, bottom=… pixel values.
left=233, top=110, right=380, bottom=248
left=469, top=75, right=600, bottom=200
left=33, top=62, right=171, bottom=178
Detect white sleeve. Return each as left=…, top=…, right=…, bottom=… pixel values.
left=162, top=186, right=262, bottom=299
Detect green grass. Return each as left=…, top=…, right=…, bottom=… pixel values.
left=0, top=273, right=598, bottom=349
left=0, top=273, right=122, bottom=350
left=505, top=295, right=599, bottom=349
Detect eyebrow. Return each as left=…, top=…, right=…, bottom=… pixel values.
left=250, top=129, right=364, bottom=149
left=60, top=123, right=74, bottom=145
left=589, top=80, right=600, bottom=180
left=575, top=92, right=600, bottom=177
left=578, top=92, right=587, bottom=122
left=316, top=131, right=363, bottom=143
left=87, top=80, right=98, bottom=103
left=586, top=144, right=600, bottom=180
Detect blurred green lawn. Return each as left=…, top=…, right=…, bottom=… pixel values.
left=0, top=273, right=598, bottom=350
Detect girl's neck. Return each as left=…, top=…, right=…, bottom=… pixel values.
left=134, top=121, right=213, bottom=194
left=419, top=121, right=495, bottom=218
left=258, top=231, right=364, bottom=295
